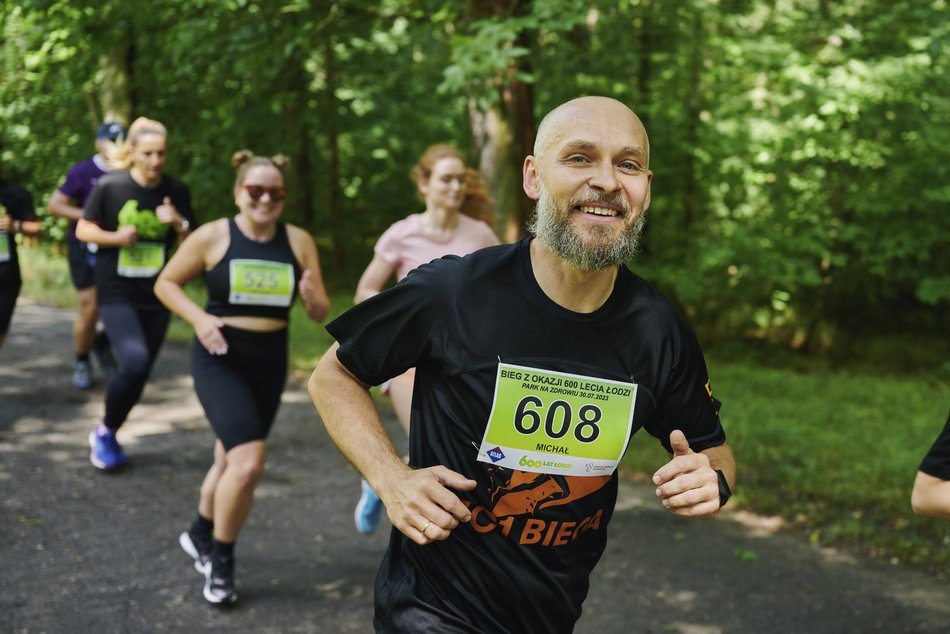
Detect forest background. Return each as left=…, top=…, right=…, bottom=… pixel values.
left=2, top=0, right=949, bottom=571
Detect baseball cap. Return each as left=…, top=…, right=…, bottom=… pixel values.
left=96, top=122, right=127, bottom=142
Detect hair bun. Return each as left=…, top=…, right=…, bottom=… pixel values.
left=231, top=149, right=255, bottom=170
left=271, top=154, right=290, bottom=170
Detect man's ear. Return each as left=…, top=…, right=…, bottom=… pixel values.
left=522, top=156, right=541, bottom=201
left=643, top=170, right=653, bottom=212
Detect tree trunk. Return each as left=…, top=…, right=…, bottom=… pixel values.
left=682, top=9, right=704, bottom=231
left=321, top=36, right=346, bottom=273
left=284, top=51, right=315, bottom=230
left=637, top=0, right=652, bottom=126
left=99, top=41, right=134, bottom=125
left=467, top=1, right=536, bottom=243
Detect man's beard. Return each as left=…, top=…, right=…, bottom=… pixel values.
left=527, top=187, right=646, bottom=271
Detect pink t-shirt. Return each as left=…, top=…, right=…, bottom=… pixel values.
left=375, top=213, right=500, bottom=281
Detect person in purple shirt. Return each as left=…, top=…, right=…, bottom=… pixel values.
left=48, top=122, right=124, bottom=389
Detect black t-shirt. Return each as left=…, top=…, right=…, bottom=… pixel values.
left=83, top=171, right=194, bottom=310
left=327, top=239, right=726, bottom=634
left=0, top=180, right=37, bottom=284
left=919, top=412, right=950, bottom=480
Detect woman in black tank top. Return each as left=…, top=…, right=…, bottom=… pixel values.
left=155, top=150, right=330, bottom=605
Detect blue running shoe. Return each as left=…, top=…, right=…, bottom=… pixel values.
left=88, top=426, right=129, bottom=470
left=354, top=479, right=384, bottom=535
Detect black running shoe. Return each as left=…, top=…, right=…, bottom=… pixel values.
left=203, top=559, right=237, bottom=605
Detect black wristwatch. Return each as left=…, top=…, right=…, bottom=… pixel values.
left=715, top=469, right=732, bottom=508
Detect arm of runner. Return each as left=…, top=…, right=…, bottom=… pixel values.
left=309, top=343, right=476, bottom=544
left=653, top=429, right=735, bottom=518
left=353, top=253, right=396, bottom=303
left=155, top=196, right=191, bottom=237
left=911, top=471, right=950, bottom=520
left=76, top=218, right=137, bottom=247
left=154, top=224, right=228, bottom=355
left=47, top=190, right=84, bottom=221
left=18, top=219, right=42, bottom=237
left=2, top=214, right=41, bottom=237
left=287, top=225, right=330, bottom=323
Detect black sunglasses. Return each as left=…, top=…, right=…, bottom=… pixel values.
left=242, top=184, right=287, bottom=202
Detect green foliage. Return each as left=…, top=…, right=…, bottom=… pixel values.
left=673, top=0, right=950, bottom=341
left=440, top=0, right=589, bottom=109
left=5, top=1, right=945, bottom=335
left=16, top=244, right=74, bottom=306
left=917, top=276, right=950, bottom=305
left=0, top=2, right=100, bottom=188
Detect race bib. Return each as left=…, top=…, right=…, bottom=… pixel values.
left=117, top=243, right=165, bottom=277
left=228, top=259, right=294, bottom=307
left=477, top=362, right=637, bottom=477
left=0, top=232, right=9, bottom=263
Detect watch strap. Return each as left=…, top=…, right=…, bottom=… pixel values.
left=715, top=469, right=731, bottom=508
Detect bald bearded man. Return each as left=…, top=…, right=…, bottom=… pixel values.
left=310, top=96, right=736, bottom=633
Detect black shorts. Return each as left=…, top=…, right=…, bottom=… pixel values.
left=67, top=240, right=96, bottom=290
left=191, top=326, right=288, bottom=451
left=0, top=280, right=22, bottom=334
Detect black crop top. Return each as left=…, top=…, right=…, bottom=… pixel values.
left=205, top=218, right=302, bottom=320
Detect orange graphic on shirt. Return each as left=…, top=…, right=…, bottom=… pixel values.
left=463, top=467, right=611, bottom=546
left=487, top=469, right=610, bottom=517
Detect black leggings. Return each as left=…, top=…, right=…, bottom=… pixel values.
left=0, top=281, right=21, bottom=335
left=98, top=304, right=170, bottom=430
left=191, top=326, right=287, bottom=451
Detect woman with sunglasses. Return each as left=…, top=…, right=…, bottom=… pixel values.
left=155, top=150, right=330, bottom=605
left=77, top=117, right=195, bottom=471
left=350, top=143, right=500, bottom=535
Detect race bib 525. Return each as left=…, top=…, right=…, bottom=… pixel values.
left=228, top=259, right=294, bottom=307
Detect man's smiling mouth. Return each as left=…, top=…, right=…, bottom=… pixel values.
left=579, top=205, right=618, bottom=217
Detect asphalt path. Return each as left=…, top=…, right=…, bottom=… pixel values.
left=2, top=300, right=948, bottom=633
